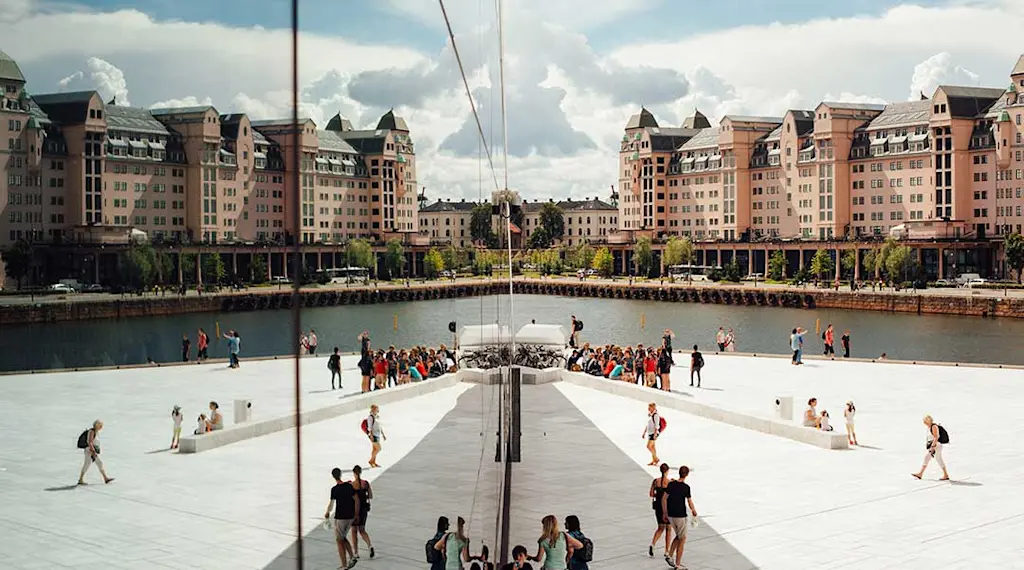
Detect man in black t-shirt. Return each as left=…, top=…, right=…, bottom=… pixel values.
left=325, top=467, right=360, bottom=569
left=499, top=545, right=534, bottom=570
left=660, top=465, right=697, bottom=570
left=328, top=347, right=342, bottom=390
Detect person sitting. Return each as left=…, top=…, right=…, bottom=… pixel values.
left=429, top=357, right=446, bottom=378
left=819, top=410, right=834, bottom=432
left=585, top=356, right=603, bottom=376
left=194, top=414, right=208, bottom=435
left=566, top=350, right=580, bottom=370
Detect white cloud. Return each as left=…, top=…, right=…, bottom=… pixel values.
left=52, top=57, right=131, bottom=105
left=56, top=70, right=82, bottom=89
left=908, top=52, right=980, bottom=100
left=150, top=95, right=213, bottom=109
left=0, top=0, right=31, bottom=23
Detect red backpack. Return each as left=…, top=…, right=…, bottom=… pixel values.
left=360, top=418, right=370, bottom=434
left=659, top=416, right=667, bottom=433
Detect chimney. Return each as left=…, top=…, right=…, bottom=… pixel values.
left=461, top=198, right=465, bottom=202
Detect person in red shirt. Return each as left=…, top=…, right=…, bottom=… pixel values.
left=415, top=359, right=428, bottom=379
left=644, top=351, right=658, bottom=388
left=196, top=328, right=209, bottom=361
left=373, top=351, right=387, bottom=390
left=823, top=324, right=835, bottom=359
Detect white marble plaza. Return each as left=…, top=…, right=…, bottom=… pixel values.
left=0, top=353, right=1020, bottom=569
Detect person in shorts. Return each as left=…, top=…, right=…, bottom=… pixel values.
left=661, top=465, right=697, bottom=570
left=325, top=467, right=360, bottom=569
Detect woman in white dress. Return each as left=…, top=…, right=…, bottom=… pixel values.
left=725, top=329, right=736, bottom=352
left=844, top=401, right=858, bottom=446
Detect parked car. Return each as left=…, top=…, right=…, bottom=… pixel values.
left=271, top=276, right=291, bottom=284
left=966, top=278, right=988, bottom=288
left=49, top=283, right=74, bottom=293
left=84, top=284, right=105, bottom=292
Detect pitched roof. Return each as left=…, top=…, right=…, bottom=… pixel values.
left=865, top=100, right=931, bottom=130
left=420, top=199, right=479, bottom=213
left=31, top=91, right=98, bottom=125
left=325, top=113, right=354, bottom=132
left=0, top=50, right=25, bottom=83
left=677, top=128, right=719, bottom=151
left=376, top=109, right=408, bottom=131
left=645, top=126, right=702, bottom=152
left=317, top=129, right=358, bottom=154
left=819, top=101, right=886, bottom=112
left=337, top=129, right=387, bottom=154
left=789, top=110, right=816, bottom=135
left=1012, top=54, right=1024, bottom=76
left=522, top=198, right=617, bottom=212
left=682, top=109, right=711, bottom=130
left=938, top=85, right=1005, bottom=118
left=106, top=104, right=170, bottom=135
left=723, top=115, right=783, bottom=124
left=150, top=105, right=216, bottom=116
left=625, top=108, right=659, bottom=129
left=249, top=118, right=313, bottom=128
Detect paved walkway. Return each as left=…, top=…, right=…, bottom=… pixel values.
left=262, top=384, right=503, bottom=570
left=509, top=383, right=756, bottom=570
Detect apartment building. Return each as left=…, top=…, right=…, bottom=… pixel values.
left=520, top=197, right=618, bottom=247
left=618, top=55, right=1024, bottom=256
left=0, top=49, right=417, bottom=253
left=419, top=198, right=476, bottom=247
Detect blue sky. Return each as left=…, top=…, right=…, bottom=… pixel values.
left=65, top=0, right=956, bottom=53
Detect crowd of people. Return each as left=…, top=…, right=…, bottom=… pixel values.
left=425, top=514, right=592, bottom=570
left=565, top=329, right=707, bottom=392
left=352, top=331, right=458, bottom=393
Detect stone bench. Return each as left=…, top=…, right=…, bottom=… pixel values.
left=561, top=371, right=849, bottom=450
left=177, top=374, right=460, bottom=453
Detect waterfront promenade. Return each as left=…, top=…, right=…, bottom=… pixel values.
left=0, top=353, right=1019, bottom=569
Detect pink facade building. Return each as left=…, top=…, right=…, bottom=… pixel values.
left=0, top=50, right=417, bottom=260
left=619, top=55, right=1024, bottom=278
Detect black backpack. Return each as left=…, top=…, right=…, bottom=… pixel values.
left=76, top=429, right=91, bottom=449
left=576, top=320, right=584, bottom=331
left=937, top=424, right=950, bottom=444
left=575, top=533, right=594, bottom=562
left=425, top=533, right=445, bottom=564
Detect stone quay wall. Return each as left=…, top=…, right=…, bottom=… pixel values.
left=2, top=279, right=1022, bottom=325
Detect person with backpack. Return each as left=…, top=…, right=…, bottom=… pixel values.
left=327, top=347, right=343, bottom=390
left=570, top=316, right=583, bottom=348
left=690, top=345, right=704, bottom=388
left=77, top=419, right=113, bottom=485
left=426, top=516, right=450, bottom=570
left=643, top=403, right=663, bottom=466
left=358, top=332, right=372, bottom=393
left=564, top=515, right=593, bottom=570
left=363, top=405, right=385, bottom=468
left=324, top=467, right=359, bottom=570
left=528, top=515, right=583, bottom=570
left=648, top=463, right=673, bottom=559
left=658, top=348, right=673, bottom=392
left=912, top=415, right=950, bottom=481
left=433, top=516, right=472, bottom=570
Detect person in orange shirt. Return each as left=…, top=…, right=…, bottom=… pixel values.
left=823, top=324, right=835, bottom=359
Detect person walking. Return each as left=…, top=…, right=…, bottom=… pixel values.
left=661, top=466, right=698, bottom=570
left=912, top=415, right=950, bottom=481
left=564, top=515, right=590, bottom=570
left=662, top=329, right=674, bottom=353
left=197, top=328, right=209, bottom=361
left=170, top=405, right=183, bottom=450
left=823, top=324, right=835, bottom=358
left=649, top=463, right=673, bottom=559
left=349, top=465, right=375, bottom=560
left=77, top=419, right=113, bottom=485
left=715, top=327, right=726, bottom=352
left=725, top=329, right=736, bottom=352
left=181, top=333, right=191, bottom=362
left=689, top=345, right=703, bottom=388
left=325, top=467, right=360, bottom=570
left=328, top=347, right=343, bottom=390
left=434, top=516, right=472, bottom=570
left=365, top=405, right=386, bottom=468
left=841, top=330, right=851, bottom=358
left=308, top=328, right=319, bottom=355
left=790, top=327, right=806, bottom=365
left=844, top=401, right=858, bottom=446
left=224, top=330, right=241, bottom=368
left=658, top=348, right=673, bottom=392
left=643, top=403, right=662, bottom=466
left=528, top=515, right=583, bottom=570
left=358, top=332, right=372, bottom=393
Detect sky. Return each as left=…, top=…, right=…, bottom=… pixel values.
left=2, top=0, right=1023, bottom=203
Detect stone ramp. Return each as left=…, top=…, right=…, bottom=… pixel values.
left=509, top=383, right=758, bottom=570
left=262, top=384, right=503, bottom=570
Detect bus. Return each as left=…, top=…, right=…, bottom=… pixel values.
left=667, top=264, right=720, bottom=281
left=318, top=267, right=370, bottom=284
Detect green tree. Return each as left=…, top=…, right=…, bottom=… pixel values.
left=345, top=239, right=374, bottom=270
left=663, top=235, right=694, bottom=268
left=810, top=249, right=834, bottom=283
left=527, top=226, right=551, bottom=249
left=885, top=245, right=916, bottom=283
left=723, top=259, right=742, bottom=282
left=383, top=238, right=405, bottom=280
left=179, top=253, right=196, bottom=285
left=768, top=250, right=786, bottom=281
left=876, top=238, right=899, bottom=279
left=441, top=245, right=469, bottom=272
left=202, top=252, right=227, bottom=284
left=1, top=240, right=32, bottom=289
left=634, top=235, right=653, bottom=277
left=539, top=202, right=565, bottom=242
left=154, top=248, right=175, bottom=285
left=841, top=250, right=858, bottom=280
left=861, top=249, right=878, bottom=280
left=120, top=245, right=155, bottom=289
left=424, top=248, right=445, bottom=278
left=592, top=247, right=614, bottom=277
left=567, top=242, right=594, bottom=270
left=470, top=204, right=494, bottom=244
left=1005, top=232, right=1024, bottom=283
left=250, top=253, right=267, bottom=284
